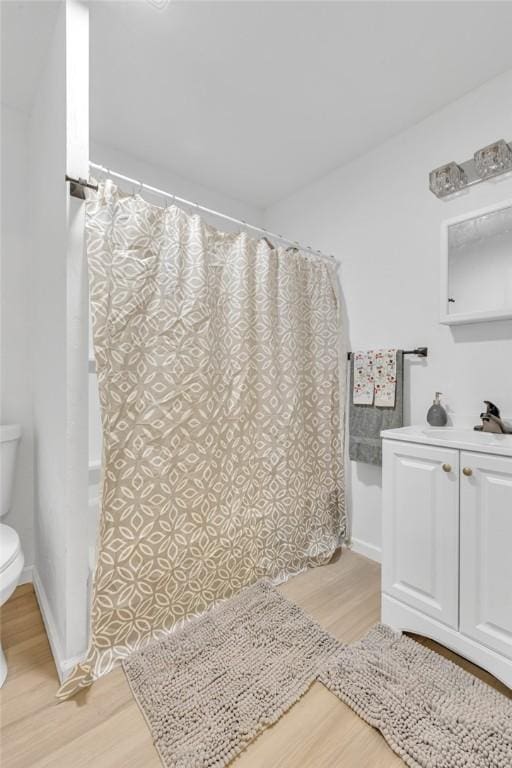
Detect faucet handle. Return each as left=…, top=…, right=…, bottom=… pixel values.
left=483, top=400, right=500, bottom=418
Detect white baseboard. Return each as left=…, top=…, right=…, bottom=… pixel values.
left=348, top=537, right=382, bottom=563
left=30, top=568, right=85, bottom=683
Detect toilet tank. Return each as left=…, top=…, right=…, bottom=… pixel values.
left=0, top=425, right=21, bottom=518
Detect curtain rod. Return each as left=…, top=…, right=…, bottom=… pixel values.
left=66, top=165, right=336, bottom=263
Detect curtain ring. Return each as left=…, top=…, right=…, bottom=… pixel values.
left=102, top=167, right=113, bottom=193
left=164, top=193, right=176, bottom=214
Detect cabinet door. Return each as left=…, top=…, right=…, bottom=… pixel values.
left=382, top=440, right=459, bottom=628
left=460, top=451, right=512, bottom=660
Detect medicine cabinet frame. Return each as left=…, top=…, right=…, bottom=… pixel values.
left=440, top=197, right=512, bottom=325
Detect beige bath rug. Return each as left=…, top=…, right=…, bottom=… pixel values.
left=123, top=580, right=339, bottom=768
left=319, top=623, right=512, bottom=768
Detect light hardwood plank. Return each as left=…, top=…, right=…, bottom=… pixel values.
left=0, top=550, right=506, bottom=767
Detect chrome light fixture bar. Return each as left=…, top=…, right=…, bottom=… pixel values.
left=429, top=138, right=512, bottom=199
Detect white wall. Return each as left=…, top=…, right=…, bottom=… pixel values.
left=28, top=3, right=70, bottom=661
left=23, top=0, right=91, bottom=675
left=64, top=0, right=91, bottom=663
left=1, top=104, right=35, bottom=573
left=264, top=69, right=512, bottom=558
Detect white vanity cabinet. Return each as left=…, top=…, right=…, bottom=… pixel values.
left=459, top=451, right=512, bottom=661
left=382, top=441, right=460, bottom=630
left=381, top=427, right=512, bottom=690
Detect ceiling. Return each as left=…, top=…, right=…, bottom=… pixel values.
left=3, top=2, right=512, bottom=208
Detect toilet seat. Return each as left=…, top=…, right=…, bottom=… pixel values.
left=0, top=524, right=21, bottom=573
left=0, top=524, right=24, bottom=610
left=0, top=527, right=24, bottom=686
left=0, top=427, right=23, bottom=688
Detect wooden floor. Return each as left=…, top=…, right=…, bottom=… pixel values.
left=1, top=550, right=508, bottom=768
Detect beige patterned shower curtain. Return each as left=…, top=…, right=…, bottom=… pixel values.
left=58, top=181, right=345, bottom=700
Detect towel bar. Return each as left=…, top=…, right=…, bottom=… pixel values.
left=347, top=347, right=428, bottom=360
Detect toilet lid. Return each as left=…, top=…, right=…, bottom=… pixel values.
left=0, top=524, right=21, bottom=573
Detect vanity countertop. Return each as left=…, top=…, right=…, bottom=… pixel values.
left=381, top=425, right=512, bottom=458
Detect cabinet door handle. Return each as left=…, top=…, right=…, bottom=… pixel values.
left=462, top=467, right=473, bottom=477
left=442, top=463, right=452, bottom=473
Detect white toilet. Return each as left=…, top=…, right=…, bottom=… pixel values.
left=0, top=424, right=24, bottom=687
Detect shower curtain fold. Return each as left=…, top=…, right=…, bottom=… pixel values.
left=57, top=181, right=346, bottom=701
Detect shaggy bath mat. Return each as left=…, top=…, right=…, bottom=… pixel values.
left=123, top=580, right=339, bottom=768
left=319, top=623, right=512, bottom=768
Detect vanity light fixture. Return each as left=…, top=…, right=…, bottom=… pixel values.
left=429, top=138, right=512, bottom=199
left=474, top=139, right=512, bottom=180
left=429, top=162, right=467, bottom=199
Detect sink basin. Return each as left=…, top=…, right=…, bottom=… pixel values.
left=422, top=428, right=510, bottom=444
left=381, top=425, right=512, bottom=457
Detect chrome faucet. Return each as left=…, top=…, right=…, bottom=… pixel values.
left=474, top=401, right=512, bottom=434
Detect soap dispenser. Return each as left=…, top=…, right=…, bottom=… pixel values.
left=426, top=392, right=448, bottom=426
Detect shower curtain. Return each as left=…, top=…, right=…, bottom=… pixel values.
left=58, top=181, right=346, bottom=700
